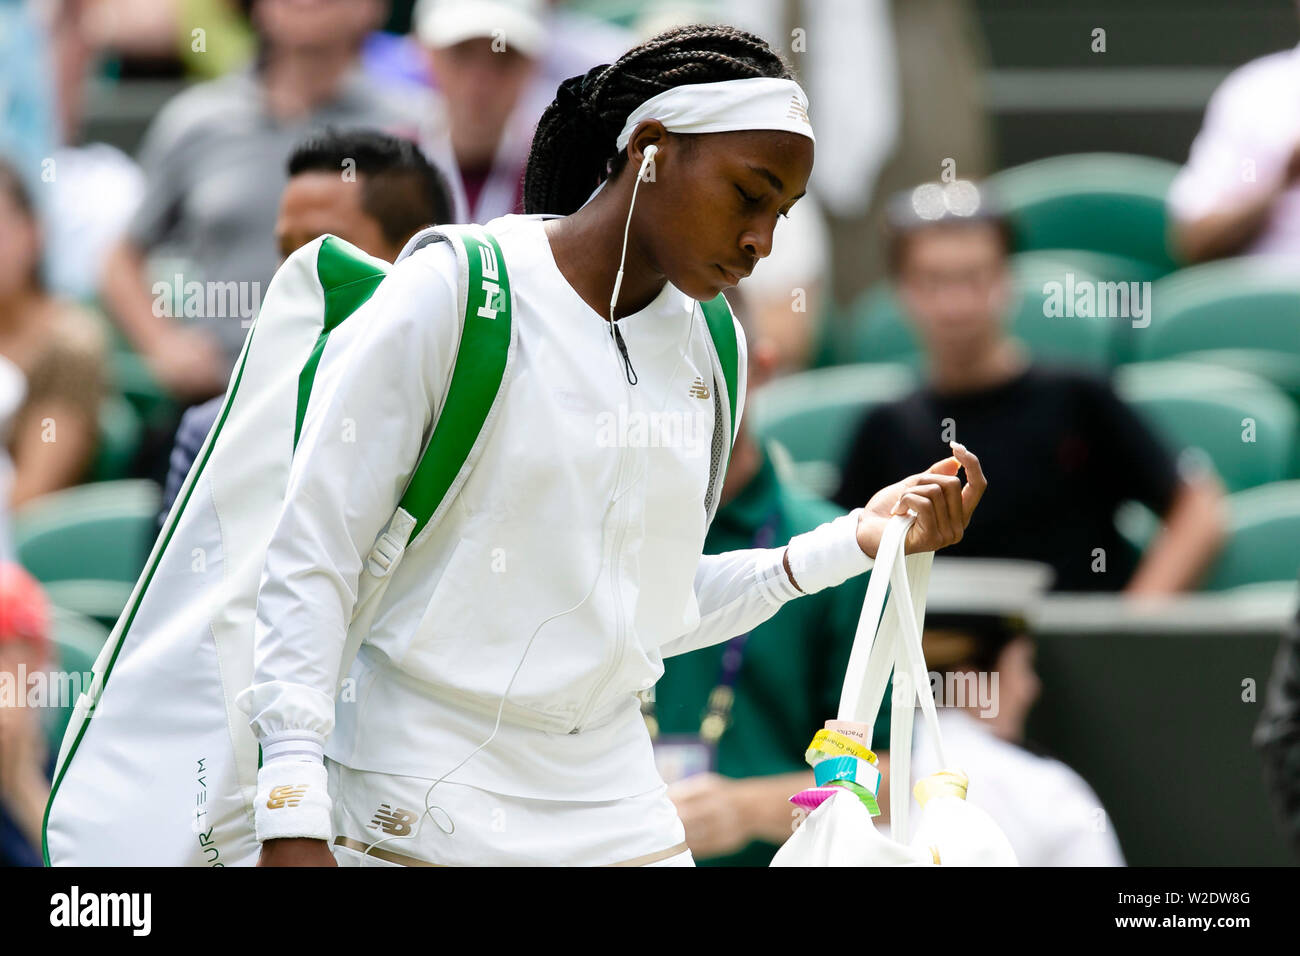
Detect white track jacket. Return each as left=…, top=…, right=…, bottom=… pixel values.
left=237, top=214, right=849, bottom=802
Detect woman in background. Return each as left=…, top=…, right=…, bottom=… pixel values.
left=0, top=159, right=106, bottom=508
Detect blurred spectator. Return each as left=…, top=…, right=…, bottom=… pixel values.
left=98, top=0, right=428, bottom=405
left=1255, top=584, right=1300, bottom=860
left=653, top=292, right=891, bottom=865
left=413, top=0, right=551, bottom=223
left=0, top=356, right=23, bottom=561
left=902, top=557, right=1126, bottom=866
left=833, top=184, right=1225, bottom=594
left=1169, top=24, right=1300, bottom=263
left=0, top=0, right=58, bottom=187
left=718, top=0, right=990, bottom=316
left=40, top=0, right=147, bottom=303
left=0, top=158, right=108, bottom=508
left=0, top=561, right=54, bottom=867
left=365, top=0, right=633, bottom=112
left=156, top=127, right=455, bottom=531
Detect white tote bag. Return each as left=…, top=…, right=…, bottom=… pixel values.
left=771, top=513, right=1018, bottom=866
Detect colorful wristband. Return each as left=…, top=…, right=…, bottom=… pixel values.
left=813, top=754, right=882, bottom=796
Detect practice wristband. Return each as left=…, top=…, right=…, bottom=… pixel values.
left=804, top=728, right=876, bottom=766
left=784, top=508, right=873, bottom=595
left=253, top=757, right=332, bottom=844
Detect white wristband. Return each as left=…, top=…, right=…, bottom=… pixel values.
left=784, top=508, right=873, bottom=595
left=253, top=757, right=332, bottom=844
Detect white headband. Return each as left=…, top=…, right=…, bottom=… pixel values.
left=613, top=76, right=815, bottom=152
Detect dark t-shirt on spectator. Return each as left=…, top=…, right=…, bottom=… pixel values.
left=833, top=363, right=1181, bottom=592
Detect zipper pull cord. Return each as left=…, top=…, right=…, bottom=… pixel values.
left=611, top=322, right=638, bottom=385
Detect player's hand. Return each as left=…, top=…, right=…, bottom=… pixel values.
left=257, top=837, right=338, bottom=867
left=854, top=442, right=986, bottom=558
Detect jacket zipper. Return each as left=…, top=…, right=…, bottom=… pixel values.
left=569, top=373, right=635, bottom=733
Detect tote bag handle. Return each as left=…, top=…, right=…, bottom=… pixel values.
left=837, top=513, right=945, bottom=842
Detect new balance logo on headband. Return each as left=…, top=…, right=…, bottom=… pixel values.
left=786, top=94, right=809, bottom=124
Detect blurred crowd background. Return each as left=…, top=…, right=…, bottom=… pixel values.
left=2, top=0, right=1300, bottom=867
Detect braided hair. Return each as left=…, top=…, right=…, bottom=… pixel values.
left=523, top=24, right=796, bottom=217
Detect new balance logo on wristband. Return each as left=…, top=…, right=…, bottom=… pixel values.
left=266, top=784, right=309, bottom=809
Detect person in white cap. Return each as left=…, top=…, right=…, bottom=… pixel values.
left=413, top=0, right=552, bottom=223
left=241, top=23, right=987, bottom=867
left=899, top=558, right=1126, bottom=866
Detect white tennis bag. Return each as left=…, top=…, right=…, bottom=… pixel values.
left=42, top=226, right=518, bottom=866
left=771, top=513, right=1019, bottom=866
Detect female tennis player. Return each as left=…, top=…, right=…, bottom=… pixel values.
left=242, top=23, right=985, bottom=867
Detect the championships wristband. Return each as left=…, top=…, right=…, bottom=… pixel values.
left=253, top=757, right=332, bottom=844
left=784, top=508, right=873, bottom=595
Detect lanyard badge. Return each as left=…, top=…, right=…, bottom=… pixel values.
left=646, top=511, right=780, bottom=783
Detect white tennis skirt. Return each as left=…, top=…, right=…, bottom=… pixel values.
left=325, top=757, right=694, bottom=867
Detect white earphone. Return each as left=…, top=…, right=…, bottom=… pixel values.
left=607, top=142, right=659, bottom=344
left=640, top=143, right=658, bottom=180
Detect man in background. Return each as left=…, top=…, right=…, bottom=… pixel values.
left=903, top=557, right=1126, bottom=866
left=413, top=0, right=550, bottom=224
left=155, top=127, right=454, bottom=532
left=99, top=0, right=427, bottom=404
left=834, top=184, right=1224, bottom=594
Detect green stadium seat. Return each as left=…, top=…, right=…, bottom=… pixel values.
left=1136, top=258, right=1300, bottom=364
left=987, top=152, right=1182, bottom=277
left=1174, top=349, right=1300, bottom=408
left=89, top=393, right=144, bottom=482
left=41, top=605, right=110, bottom=760
left=1013, top=248, right=1169, bottom=285
left=750, top=363, right=917, bottom=496
left=1114, top=362, right=1298, bottom=493
left=1203, top=481, right=1300, bottom=589
left=13, top=479, right=160, bottom=586
left=847, top=255, right=1115, bottom=369
left=40, top=579, right=136, bottom=633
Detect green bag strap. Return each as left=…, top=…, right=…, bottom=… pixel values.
left=296, top=236, right=391, bottom=450
left=398, top=227, right=512, bottom=540
left=298, top=229, right=511, bottom=543
left=699, top=293, right=739, bottom=450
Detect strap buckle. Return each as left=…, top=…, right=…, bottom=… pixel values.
left=365, top=530, right=404, bottom=577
